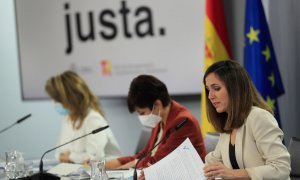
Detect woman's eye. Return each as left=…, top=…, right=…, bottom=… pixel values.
left=214, top=87, right=221, bottom=91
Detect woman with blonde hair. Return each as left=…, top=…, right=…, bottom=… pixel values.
left=45, top=70, right=121, bottom=164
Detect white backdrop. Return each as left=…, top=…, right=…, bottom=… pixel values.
left=15, top=0, right=205, bottom=99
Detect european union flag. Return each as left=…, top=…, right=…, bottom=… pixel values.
left=244, top=0, right=284, bottom=127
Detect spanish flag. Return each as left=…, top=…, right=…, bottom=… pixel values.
left=201, top=0, right=232, bottom=136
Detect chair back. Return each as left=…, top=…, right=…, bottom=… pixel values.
left=135, top=126, right=152, bottom=154
left=204, top=132, right=220, bottom=153
left=288, top=136, right=300, bottom=177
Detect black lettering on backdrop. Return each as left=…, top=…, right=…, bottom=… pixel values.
left=64, top=3, right=72, bottom=54
left=76, top=12, right=95, bottom=42
left=100, top=10, right=117, bottom=40
left=119, top=1, right=132, bottom=38
left=135, top=6, right=154, bottom=37
left=64, top=1, right=166, bottom=55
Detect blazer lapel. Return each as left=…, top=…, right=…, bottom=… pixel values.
left=235, top=124, right=245, bottom=169
left=221, top=133, right=232, bottom=168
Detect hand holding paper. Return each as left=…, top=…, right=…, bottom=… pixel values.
left=143, top=138, right=206, bottom=180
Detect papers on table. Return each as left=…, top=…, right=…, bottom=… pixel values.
left=48, top=162, right=134, bottom=179
left=47, top=163, right=83, bottom=176
left=144, top=138, right=206, bottom=180
left=47, top=139, right=205, bottom=180
left=107, top=169, right=136, bottom=179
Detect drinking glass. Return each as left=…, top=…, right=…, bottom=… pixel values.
left=5, top=150, right=25, bottom=179
left=90, top=159, right=108, bottom=180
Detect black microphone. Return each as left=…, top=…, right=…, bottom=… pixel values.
left=29, top=125, right=109, bottom=180
left=0, top=114, right=31, bottom=134
left=133, top=118, right=188, bottom=180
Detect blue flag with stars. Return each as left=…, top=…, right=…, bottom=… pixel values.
left=244, top=0, right=284, bottom=127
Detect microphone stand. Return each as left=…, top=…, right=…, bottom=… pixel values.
left=0, top=114, right=31, bottom=134
left=133, top=118, right=188, bottom=180
left=133, top=133, right=170, bottom=180
left=29, top=125, right=109, bottom=180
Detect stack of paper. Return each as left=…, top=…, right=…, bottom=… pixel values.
left=144, top=138, right=206, bottom=180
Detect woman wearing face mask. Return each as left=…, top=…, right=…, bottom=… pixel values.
left=45, top=70, right=122, bottom=164
left=106, top=74, right=206, bottom=169
left=203, top=60, right=290, bottom=179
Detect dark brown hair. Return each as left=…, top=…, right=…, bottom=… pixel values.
left=127, top=74, right=171, bottom=113
left=203, top=60, right=273, bottom=133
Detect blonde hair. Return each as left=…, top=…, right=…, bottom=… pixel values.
left=203, top=60, right=273, bottom=133
left=45, top=71, right=105, bottom=129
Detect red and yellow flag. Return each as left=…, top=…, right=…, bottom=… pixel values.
left=201, top=0, right=232, bottom=136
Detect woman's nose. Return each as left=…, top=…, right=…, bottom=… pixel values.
left=208, top=91, right=215, bottom=100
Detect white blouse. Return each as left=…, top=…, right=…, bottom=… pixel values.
left=55, top=109, right=122, bottom=164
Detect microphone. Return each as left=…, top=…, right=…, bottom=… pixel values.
left=0, top=114, right=31, bottom=134
left=29, top=125, right=109, bottom=180
left=133, top=118, right=188, bottom=180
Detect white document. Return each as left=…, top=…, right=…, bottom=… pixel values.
left=107, top=169, right=136, bottom=179
left=47, top=163, right=83, bottom=176
left=144, top=138, right=206, bottom=180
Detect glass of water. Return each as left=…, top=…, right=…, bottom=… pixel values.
left=90, top=159, right=108, bottom=180
left=5, top=150, right=25, bottom=179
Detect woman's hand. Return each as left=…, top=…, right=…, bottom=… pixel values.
left=138, top=162, right=151, bottom=180
left=59, top=151, right=72, bottom=163
left=118, top=159, right=138, bottom=169
left=82, top=159, right=90, bottom=166
left=203, top=162, right=250, bottom=179
left=203, top=162, right=235, bottom=179
left=138, top=170, right=145, bottom=180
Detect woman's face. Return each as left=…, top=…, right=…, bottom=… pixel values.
left=135, top=106, right=152, bottom=116
left=135, top=102, right=160, bottom=116
left=205, top=72, right=229, bottom=113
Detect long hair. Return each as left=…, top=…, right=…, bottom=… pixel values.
left=45, top=71, right=104, bottom=129
left=203, top=60, right=273, bottom=133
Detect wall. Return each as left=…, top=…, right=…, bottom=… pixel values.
left=268, top=0, right=300, bottom=144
